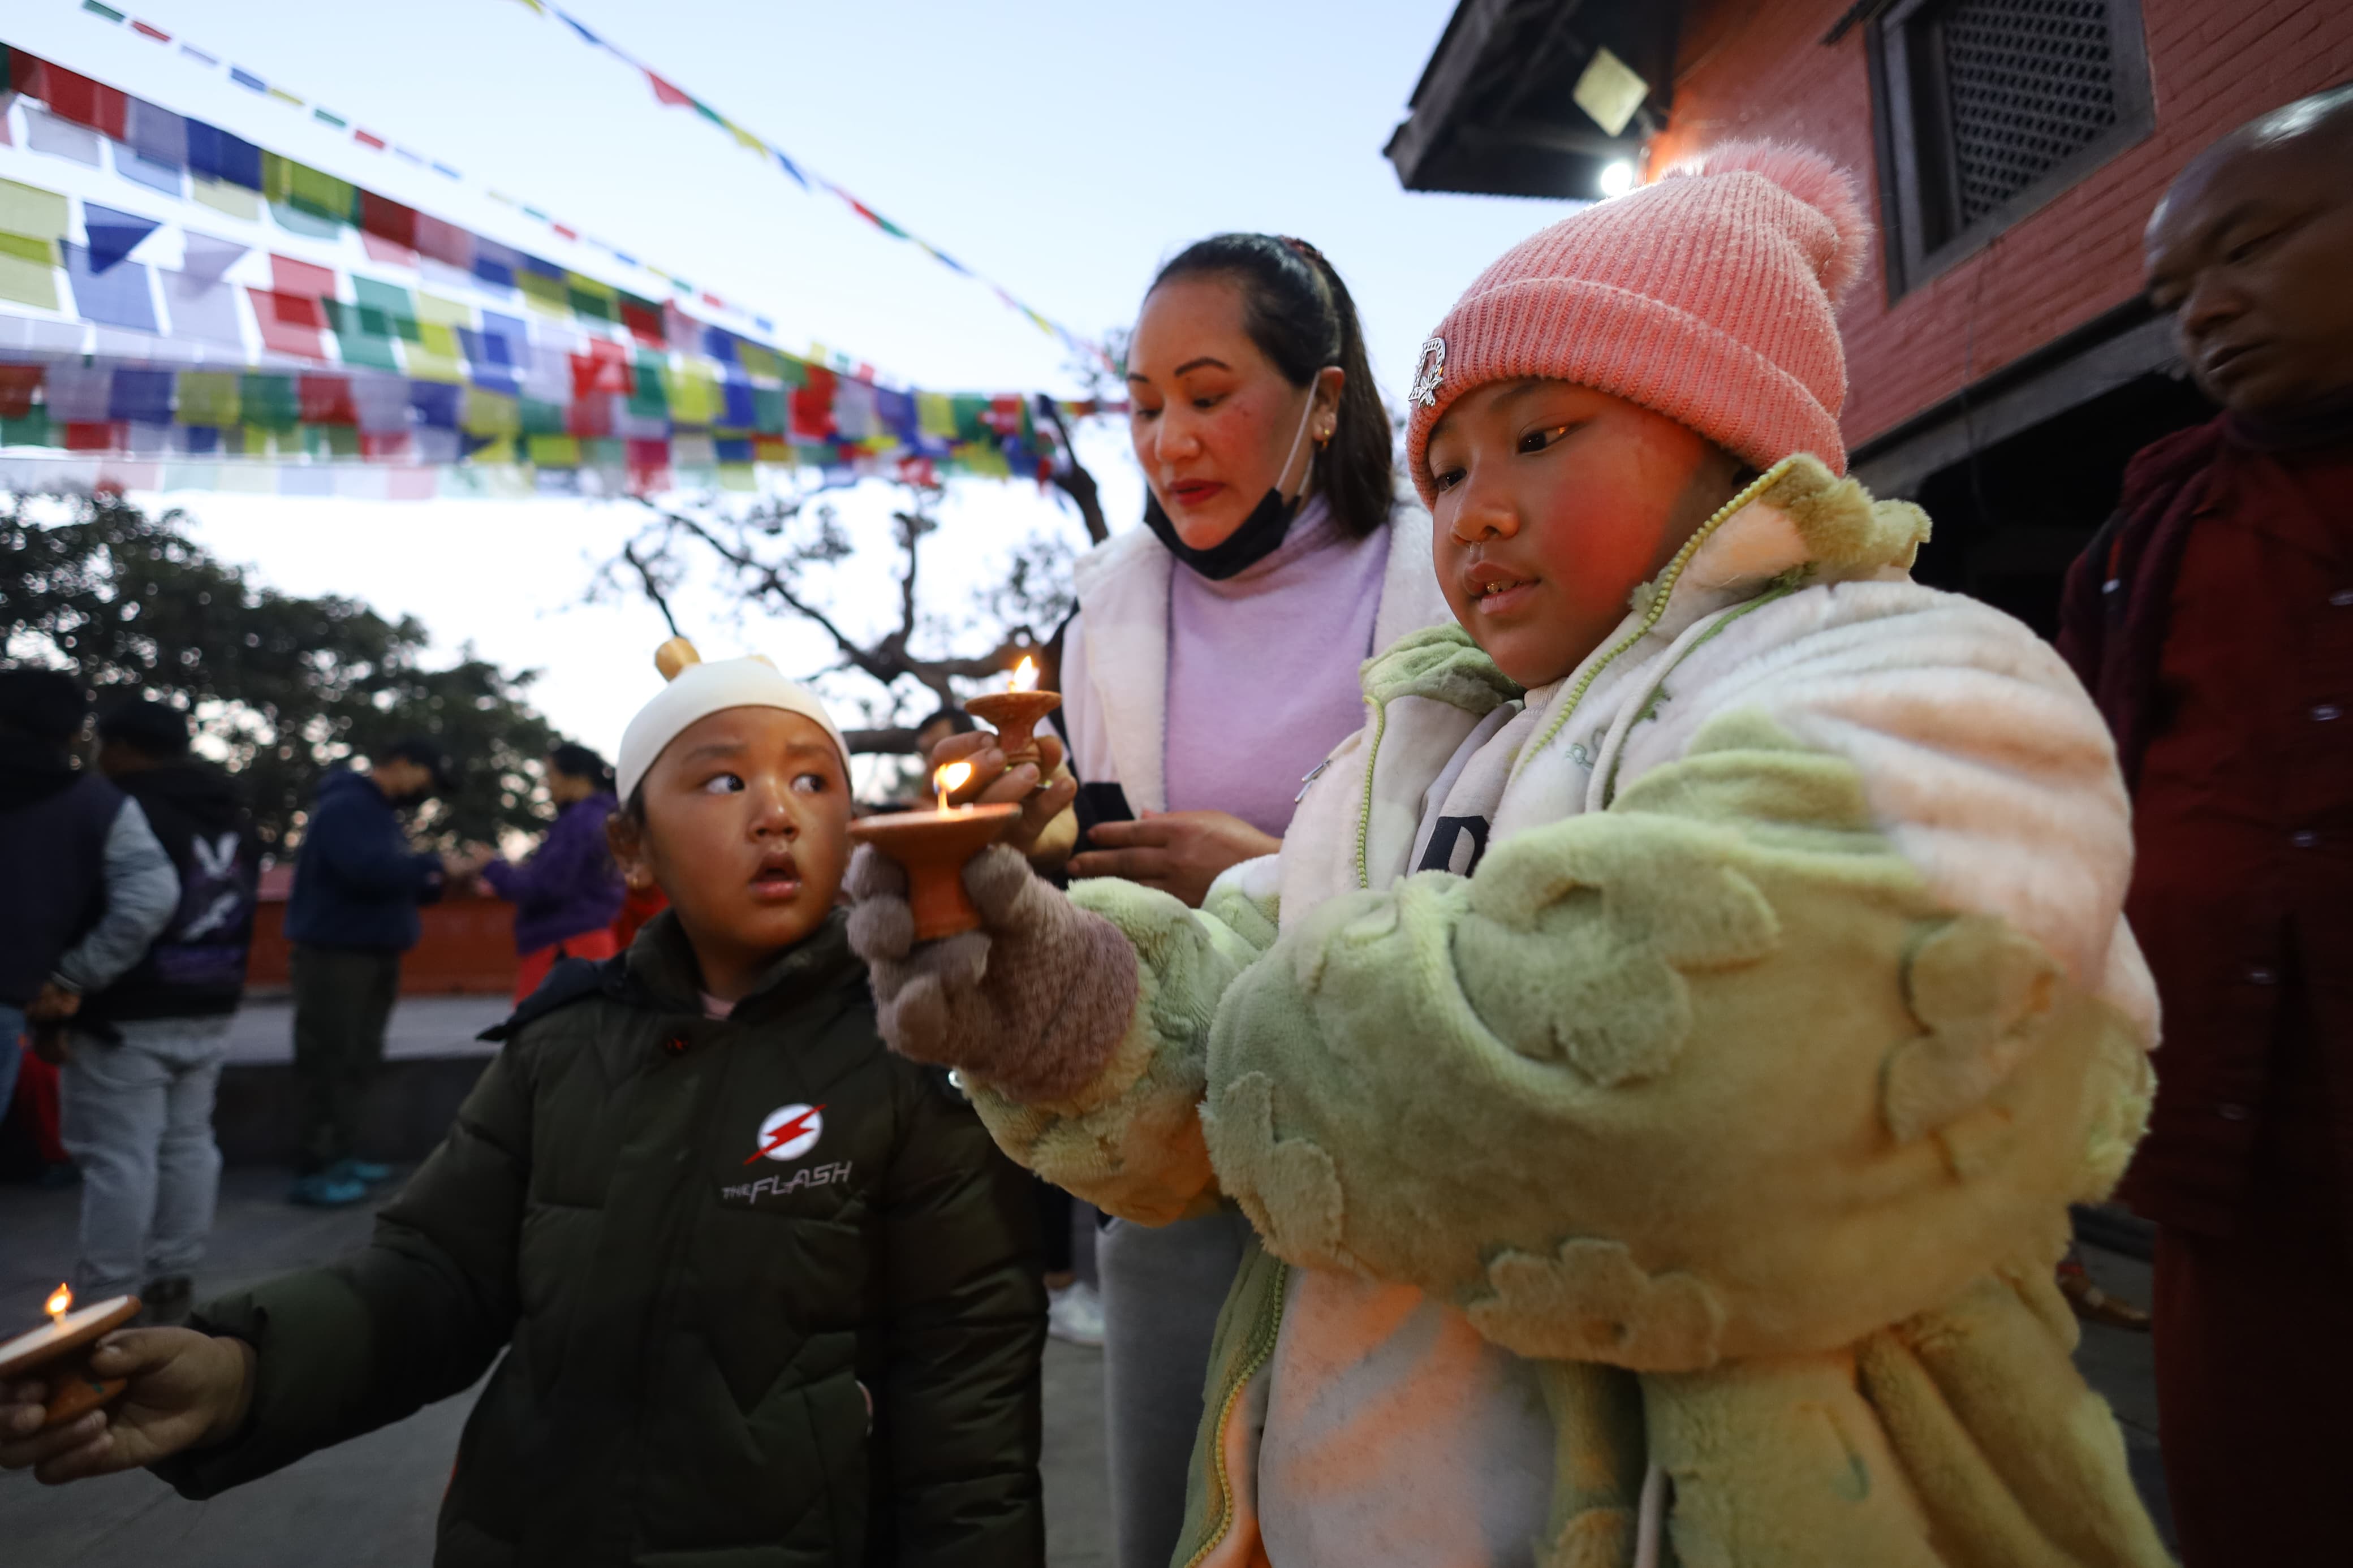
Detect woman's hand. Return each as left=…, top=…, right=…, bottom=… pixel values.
left=928, top=730, right=1080, bottom=867
left=1067, top=810, right=1279, bottom=909
left=0, top=1329, right=256, bottom=1484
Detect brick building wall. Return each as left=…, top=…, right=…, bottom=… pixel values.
left=1646, top=0, right=2353, bottom=450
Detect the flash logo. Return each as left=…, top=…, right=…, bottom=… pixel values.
left=747, top=1103, right=825, bottom=1164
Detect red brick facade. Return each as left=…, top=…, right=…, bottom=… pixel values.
left=1647, top=0, right=2353, bottom=450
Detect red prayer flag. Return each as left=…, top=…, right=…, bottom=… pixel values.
left=353, top=129, right=386, bottom=150
left=269, top=253, right=338, bottom=301
left=359, top=191, right=417, bottom=249
left=0, top=364, right=42, bottom=418
left=245, top=288, right=329, bottom=360
left=299, top=374, right=358, bottom=426
left=412, top=214, right=473, bottom=269
left=644, top=70, right=693, bottom=108
left=42, top=63, right=130, bottom=139
left=619, top=299, right=663, bottom=347
left=131, top=21, right=170, bottom=42
left=6, top=49, right=47, bottom=99
left=64, top=421, right=123, bottom=452
left=566, top=392, right=615, bottom=439
left=360, top=231, right=419, bottom=269
left=789, top=366, right=837, bottom=441
left=570, top=340, right=632, bottom=399
left=551, top=223, right=578, bottom=241
left=360, top=431, right=412, bottom=461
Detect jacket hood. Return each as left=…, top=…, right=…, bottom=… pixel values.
left=122, top=761, right=246, bottom=832
left=624, top=906, right=861, bottom=1021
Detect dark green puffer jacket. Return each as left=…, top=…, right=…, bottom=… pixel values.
left=157, top=910, right=1045, bottom=1567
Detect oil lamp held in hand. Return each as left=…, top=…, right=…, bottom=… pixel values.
left=0, top=1284, right=140, bottom=1429
left=847, top=760, right=1018, bottom=943
left=963, top=656, right=1062, bottom=772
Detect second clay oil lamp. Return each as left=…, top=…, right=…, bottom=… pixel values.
left=0, top=1284, right=141, bottom=1431
left=847, top=760, right=1019, bottom=941
left=963, top=656, right=1061, bottom=771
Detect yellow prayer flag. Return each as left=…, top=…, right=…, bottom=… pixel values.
left=0, top=253, right=59, bottom=312
left=736, top=343, right=782, bottom=382
left=414, top=293, right=473, bottom=327
left=407, top=323, right=467, bottom=383
left=662, top=364, right=721, bottom=426
left=175, top=372, right=241, bottom=427
left=462, top=388, right=521, bottom=438
left=917, top=392, right=955, bottom=439
left=528, top=434, right=581, bottom=468
left=727, top=123, right=765, bottom=155
left=0, top=179, right=68, bottom=253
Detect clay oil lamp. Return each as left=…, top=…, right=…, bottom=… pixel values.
left=848, top=760, right=1019, bottom=941
left=0, top=1283, right=140, bottom=1429
left=963, top=656, right=1061, bottom=771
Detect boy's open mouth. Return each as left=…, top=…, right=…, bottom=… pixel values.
left=749, top=850, right=802, bottom=901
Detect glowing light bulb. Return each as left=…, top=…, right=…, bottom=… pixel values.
left=1010, top=656, right=1038, bottom=693
left=935, top=760, right=973, bottom=813
left=45, top=1282, right=71, bottom=1321
left=1597, top=161, right=1636, bottom=198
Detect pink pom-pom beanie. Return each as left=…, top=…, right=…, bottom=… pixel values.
left=1404, top=140, right=1872, bottom=502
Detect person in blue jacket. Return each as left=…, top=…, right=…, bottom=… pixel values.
left=282, top=737, right=481, bottom=1207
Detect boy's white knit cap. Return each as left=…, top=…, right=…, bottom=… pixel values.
left=617, top=640, right=849, bottom=801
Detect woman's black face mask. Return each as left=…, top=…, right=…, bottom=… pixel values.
left=1140, top=385, right=1324, bottom=581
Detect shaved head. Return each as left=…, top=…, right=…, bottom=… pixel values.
left=2145, top=85, right=2353, bottom=416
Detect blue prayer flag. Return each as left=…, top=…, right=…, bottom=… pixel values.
left=107, top=367, right=174, bottom=424
left=186, top=120, right=262, bottom=189
left=81, top=204, right=163, bottom=274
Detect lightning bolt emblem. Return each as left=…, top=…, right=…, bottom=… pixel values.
left=745, top=1104, right=826, bottom=1164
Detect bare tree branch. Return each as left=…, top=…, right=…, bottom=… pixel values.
left=1034, top=394, right=1109, bottom=545
left=620, top=542, right=682, bottom=637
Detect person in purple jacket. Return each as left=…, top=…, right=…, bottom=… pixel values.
left=479, top=743, right=626, bottom=1004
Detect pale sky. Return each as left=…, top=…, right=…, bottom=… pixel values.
left=3, top=0, right=1571, bottom=764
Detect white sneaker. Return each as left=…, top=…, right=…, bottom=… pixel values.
left=1048, top=1280, right=1105, bottom=1347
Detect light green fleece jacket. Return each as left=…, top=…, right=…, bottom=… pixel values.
left=968, top=457, right=2167, bottom=1568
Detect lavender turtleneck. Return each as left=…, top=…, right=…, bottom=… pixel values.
left=1161, top=495, right=1392, bottom=837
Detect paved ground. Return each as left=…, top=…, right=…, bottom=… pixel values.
left=2, top=1159, right=2162, bottom=1565
left=1, top=1168, right=1111, bottom=1567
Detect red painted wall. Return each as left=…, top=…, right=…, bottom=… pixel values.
left=1647, top=0, right=2353, bottom=450
left=249, top=874, right=519, bottom=996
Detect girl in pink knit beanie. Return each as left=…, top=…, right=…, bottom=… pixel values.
left=852, top=142, right=2167, bottom=1566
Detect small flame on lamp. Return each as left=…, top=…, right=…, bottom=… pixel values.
left=45, top=1282, right=71, bottom=1321
left=934, top=760, right=974, bottom=813
left=1010, top=656, right=1038, bottom=693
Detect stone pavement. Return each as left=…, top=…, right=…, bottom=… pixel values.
left=0, top=1167, right=1113, bottom=1567
left=1, top=1155, right=2164, bottom=1564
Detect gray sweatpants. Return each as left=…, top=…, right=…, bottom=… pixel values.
left=1098, top=1206, right=1252, bottom=1568
left=59, top=1016, right=232, bottom=1298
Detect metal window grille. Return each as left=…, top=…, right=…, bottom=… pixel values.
left=1934, top=0, right=2121, bottom=226
left=1871, top=0, right=2151, bottom=291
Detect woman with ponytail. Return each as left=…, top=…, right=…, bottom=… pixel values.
left=479, top=742, right=626, bottom=1003
left=990, top=234, right=1450, bottom=1568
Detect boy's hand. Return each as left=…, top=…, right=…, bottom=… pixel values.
left=1067, top=810, right=1279, bottom=909
left=928, top=730, right=1079, bottom=866
left=845, top=844, right=1138, bottom=1103
left=0, top=1329, right=257, bottom=1484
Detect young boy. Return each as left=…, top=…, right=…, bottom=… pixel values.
left=850, top=145, right=2169, bottom=1566
left=2, top=651, right=1046, bottom=1566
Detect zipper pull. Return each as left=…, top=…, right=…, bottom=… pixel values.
left=1295, top=759, right=1331, bottom=804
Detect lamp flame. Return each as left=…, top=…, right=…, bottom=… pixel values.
left=45, top=1282, right=71, bottom=1321
left=1010, top=656, right=1038, bottom=693
left=934, top=760, right=973, bottom=813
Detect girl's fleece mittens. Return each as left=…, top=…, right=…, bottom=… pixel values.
left=845, top=843, right=1140, bottom=1103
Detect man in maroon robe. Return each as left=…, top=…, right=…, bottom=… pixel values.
left=2059, top=84, right=2353, bottom=1565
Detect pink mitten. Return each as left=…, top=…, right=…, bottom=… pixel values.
left=845, top=844, right=1139, bottom=1102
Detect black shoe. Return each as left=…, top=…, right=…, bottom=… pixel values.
left=138, top=1275, right=195, bottom=1327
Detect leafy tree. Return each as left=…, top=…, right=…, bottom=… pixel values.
left=1, top=490, right=558, bottom=853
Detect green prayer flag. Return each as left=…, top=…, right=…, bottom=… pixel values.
left=520, top=398, right=567, bottom=437
left=752, top=386, right=786, bottom=434
left=627, top=351, right=669, bottom=421
left=1, top=409, right=54, bottom=448
left=240, top=374, right=300, bottom=431
left=352, top=278, right=422, bottom=342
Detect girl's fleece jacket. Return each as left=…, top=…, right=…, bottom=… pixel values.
left=963, top=456, right=2169, bottom=1568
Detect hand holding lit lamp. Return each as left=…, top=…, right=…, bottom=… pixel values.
left=962, top=656, right=1061, bottom=771
left=0, top=1284, right=140, bottom=1430
left=847, top=759, right=1020, bottom=942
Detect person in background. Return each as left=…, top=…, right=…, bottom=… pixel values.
left=62, top=698, right=258, bottom=1327
left=281, top=736, right=481, bottom=1208
left=913, top=706, right=976, bottom=767
left=0, top=670, right=179, bottom=1154
left=3, top=652, right=1045, bottom=1568
left=478, top=742, right=626, bottom=1004
left=2058, top=83, right=2353, bottom=1567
